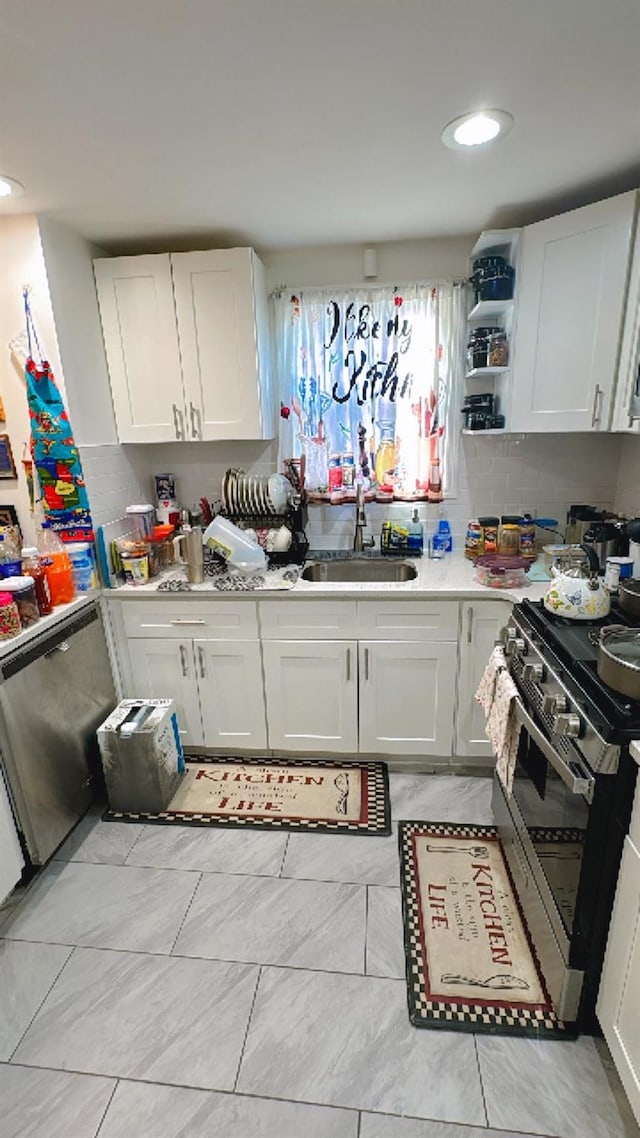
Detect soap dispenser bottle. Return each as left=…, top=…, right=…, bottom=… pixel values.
left=408, top=509, right=424, bottom=554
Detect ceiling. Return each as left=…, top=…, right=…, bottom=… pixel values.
left=1, top=0, right=639, bottom=253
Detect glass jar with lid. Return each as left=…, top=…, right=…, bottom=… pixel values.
left=498, top=517, right=522, bottom=556
left=488, top=331, right=509, bottom=368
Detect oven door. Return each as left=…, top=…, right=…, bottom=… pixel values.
left=510, top=699, right=594, bottom=952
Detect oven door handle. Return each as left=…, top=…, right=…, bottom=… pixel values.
left=513, top=698, right=595, bottom=802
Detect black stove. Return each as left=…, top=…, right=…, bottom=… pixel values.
left=516, top=598, right=640, bottom=745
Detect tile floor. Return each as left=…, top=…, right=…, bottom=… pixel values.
left=0, top=772, right=638, bottom=1138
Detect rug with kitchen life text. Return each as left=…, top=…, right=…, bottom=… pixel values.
left=399, top=821, right=576, bottom=1038
left=104, top=756, right=390, bottom=835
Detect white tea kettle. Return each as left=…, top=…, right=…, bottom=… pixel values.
left=544, top=543, right=610, bottom=621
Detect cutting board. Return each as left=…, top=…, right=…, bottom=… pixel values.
left=96, top=517, right=140, bottom=587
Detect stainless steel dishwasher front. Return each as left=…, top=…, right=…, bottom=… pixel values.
left=0, top=603, right=116, bottom=864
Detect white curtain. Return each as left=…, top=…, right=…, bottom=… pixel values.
left=273, top=282, right=465, bottom=501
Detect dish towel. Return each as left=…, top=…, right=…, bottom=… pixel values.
left=475, top=646, right=522, bottom=795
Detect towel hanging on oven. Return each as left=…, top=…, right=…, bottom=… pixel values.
left=475, top=646, right=521, bottom=794
left=23, top=289, right=93, bottom=541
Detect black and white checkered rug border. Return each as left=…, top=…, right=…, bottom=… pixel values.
left=104, top=756, right=390, bottom=836
left=398, top=821, right=576, bottom=1039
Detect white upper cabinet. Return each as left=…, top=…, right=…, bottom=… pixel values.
left=94, top=248, right=274, bottom=443
left=612, top=217, right=640, bottom=432
left=93, top=254, right=185, bottom=443
left=510, top=192, right=638, bottom=433
left=172, top=248, right=273, bottom=441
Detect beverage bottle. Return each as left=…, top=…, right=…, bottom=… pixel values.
left=21, top=546, right=53, bottom=615
left=37, top=522, right=75, bottom=606
left=0, top=531, right=23, bottom=578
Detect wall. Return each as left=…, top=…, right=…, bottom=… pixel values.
left=260, top=236, right=474, bottom=292
left=37, top=217, right=117, bottom=446
left=614, top=434, right=640, bottom=518
left=0, top=215, right=66, bottom=545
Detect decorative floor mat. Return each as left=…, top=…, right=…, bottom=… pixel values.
left=105, top=756, right=390, bottom=835
left=398, top=821, right=576, bottom=1038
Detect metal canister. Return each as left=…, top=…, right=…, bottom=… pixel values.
left=604, top=559, right=621, bottom=592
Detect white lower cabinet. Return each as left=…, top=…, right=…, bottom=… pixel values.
left=597, top=785, right=640, bottom=1125
left=126, top=636, right=266, bottom=750
left=455, top=600, right=511, bottom=761
left=262, top=640, right=358, bottom=753
left=358, top=640, right=456, bottom=756
left=127, top=638, right=203, bottom=745
left=195, top=639, right=267, bottom=750
left=0, top=770, right=23, bottom=904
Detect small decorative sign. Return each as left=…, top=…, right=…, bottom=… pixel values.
left=0, top=435, right=17, bottom=480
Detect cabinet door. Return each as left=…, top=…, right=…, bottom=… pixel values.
left=172, top=248, right=273, bottom=441
left=262, top=640, right=358, bottom=753
left=612, top=217, right=640, bottom=432
left=93, top=254, right=186, bottom=443
left=455, top=601, right=511, bottom=760
left=195, top=639, right=267, bottom=751
left=125, top=639, right=202, bottom=746
left=597, top=835, right=640, bottom=1125
left=511, top=192, right=637, bottom=432
left=358, top=640, right=456, bottom=756
left=0, top=769, right=23, bottom=904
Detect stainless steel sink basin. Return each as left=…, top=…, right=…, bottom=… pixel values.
left=301, top=559, right=417, bottom=583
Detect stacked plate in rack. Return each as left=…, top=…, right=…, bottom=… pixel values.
left=222, top=469, right=290, bottom=515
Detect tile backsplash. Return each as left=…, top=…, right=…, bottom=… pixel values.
left=84, top=432, right=623, bottom=548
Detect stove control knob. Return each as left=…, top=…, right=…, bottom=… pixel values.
left=523, top=661, right=544, bottom=684
left=553, top=712, right=581, bottom=738
left=512, top=637, right=526, bottom=655
left=500, top=626, right=516, bottom=647
left=542, top=693, right=567, bottom=716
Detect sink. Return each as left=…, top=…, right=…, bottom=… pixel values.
left=301, top=559, right=417, bottom=583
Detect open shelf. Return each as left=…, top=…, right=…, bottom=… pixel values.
left=470, top=229, right=521, bottom=259
left=468, top=298, right=514, bottom=322
left=462, top=428, right=507, bottom=436
left=465, top=366, right=509, bottom=379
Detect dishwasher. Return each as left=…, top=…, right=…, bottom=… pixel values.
left=0, top=602, right=116, bottom=866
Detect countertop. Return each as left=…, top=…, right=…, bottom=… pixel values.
left=0, top=593, right=97, bottom=662
left=107, top=552, right=551, bottom=604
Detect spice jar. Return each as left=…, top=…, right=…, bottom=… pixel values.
left=488, top=331, right=509, bottom=368
left=0, top=592, right=21, bottom=639
left=519, top=515, right=537, bottom=560
left=1, top=575, right=40, bottom=627
left=478, top=516, right=499, bottom=555
left=466, top=326, right=501, bottom=371
left=498, top=518, right=521, bottom=556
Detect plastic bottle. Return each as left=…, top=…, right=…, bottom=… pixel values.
left=37, top=522, right=75, bottom=606
left=21, top=547, right=53, bottom=615
left=432, top=507, right=452, bottom=554
left=408, top=509, right=424, bottom=554
left=65, top=542, right=96, bottom=592
left=0, top=531, right=22, bottom=578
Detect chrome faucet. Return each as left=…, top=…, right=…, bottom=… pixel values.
left=353, top=483, right=375, bottom=552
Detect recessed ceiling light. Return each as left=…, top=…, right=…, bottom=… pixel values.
left=441, top=110, right=514, bottom=150
left=0, top=175, right=24, bottom=198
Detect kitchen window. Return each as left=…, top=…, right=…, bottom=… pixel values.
left=273, top=283, right=465, bottom=502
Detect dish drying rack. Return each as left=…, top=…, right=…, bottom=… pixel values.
left=216, top=467, right=309, bottom=566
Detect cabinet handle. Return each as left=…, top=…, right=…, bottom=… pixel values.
left=591, top=384, right=604, bottom=428
left=179, top=644, right=188, bottom=677
left=467, top=607, right=473, bottom=644
left=170, top=618, right=206, bottom=625
left=364, top=647, right=369, bottom=681
left=172, top=403, right=184, bottom=440
left=196, top=407, right=203, bottom=437
left=189, top=402, right=200, bottom=439
left=346, top=646, right=351, bottom=683
left=198, top=646, right=206, bottom=679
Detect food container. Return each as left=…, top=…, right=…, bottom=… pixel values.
left=465, top=521, right=483, bottom=560
left=0, top=575, right=40, bottom=626
left=519, top=516, right=536, bottom=560
left=478, top=516, right=499, bottom=554
left=0, top=592, right=21, bottom=639
left=475, top=555, right=530, bottom=590
left=466, top=326, right=501, bottom=371
left=471, top=256, right=515, bottom=303
left=488, top=331, right=508, bottom=367
left=202, top=516, right=267, bottom=573
left=125, top=504, right=156, bottom=537
left=65, top=542, right=96, bottom=592
left=541, top=544, right=585, bottom=572
left=498, top=519, right=521, bottom=556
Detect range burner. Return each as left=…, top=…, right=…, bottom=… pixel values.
left=517, top=598, right=640, bottom=739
